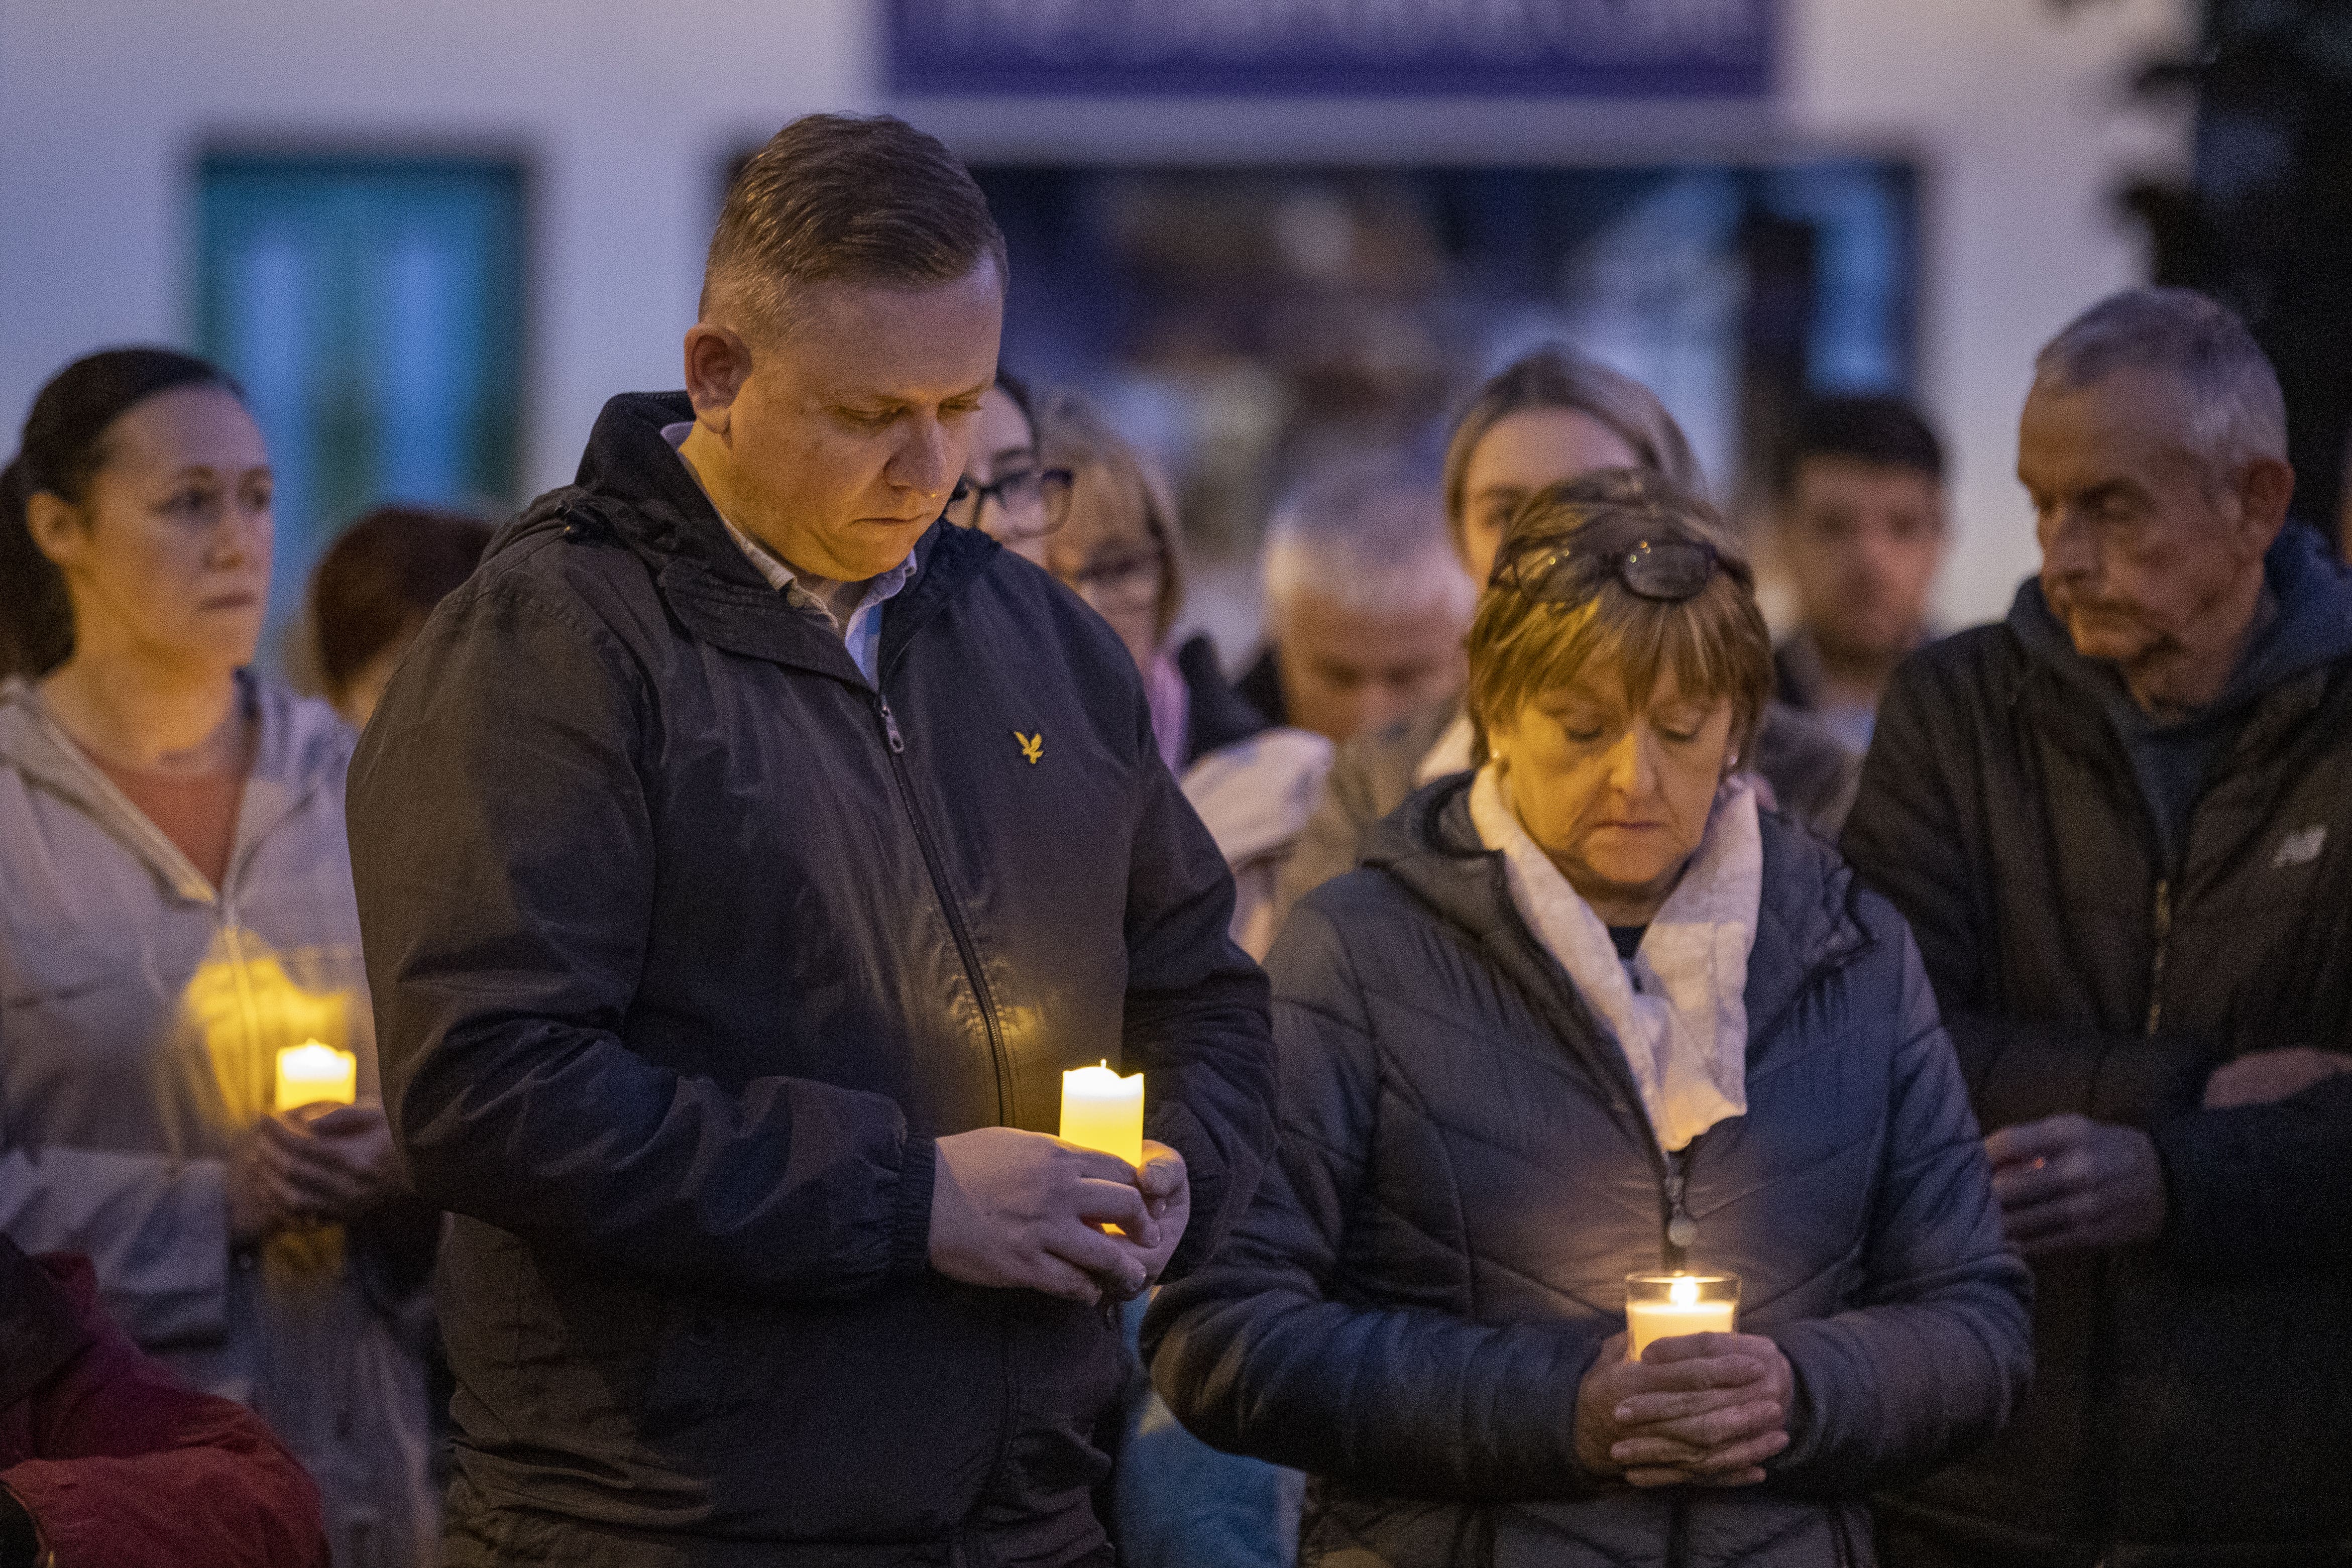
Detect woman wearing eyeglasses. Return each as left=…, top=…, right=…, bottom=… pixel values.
left=1038, top=393, right=1331, bottom=962
left=943, top=373, right=1071, bottom=568
left=1144, top=469, right=2029, bottom=1568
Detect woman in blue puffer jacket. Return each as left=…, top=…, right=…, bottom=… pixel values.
left=1145, top=470, right=2031, bottom=1568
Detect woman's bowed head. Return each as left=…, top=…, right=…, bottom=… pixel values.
left=1468, top=469, right=1770, bottom=928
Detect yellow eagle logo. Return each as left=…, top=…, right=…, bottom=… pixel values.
left=1014, top=730, right=1044, bottom=765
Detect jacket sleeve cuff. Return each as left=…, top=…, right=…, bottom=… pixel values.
left=888, top=1134, right=938, bottom=1281
left=1760, top=1323, right=1836, bottom=1476
left=2143, top=1097, right=2347, bottom=1272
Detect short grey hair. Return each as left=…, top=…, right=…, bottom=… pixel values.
left=1263, top=462, right=1473, bottom=624
left=2033, top=287, right=2287, bottom=476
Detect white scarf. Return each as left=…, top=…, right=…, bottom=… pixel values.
left=1469, top=763, right=1761, bottom=1151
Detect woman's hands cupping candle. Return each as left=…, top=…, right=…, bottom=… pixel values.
left=1576, top=1328, right=1793, bottom=1489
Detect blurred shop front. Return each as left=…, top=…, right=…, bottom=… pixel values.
left=892, top=0, right=1913, bottom=578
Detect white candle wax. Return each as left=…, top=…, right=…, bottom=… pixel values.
left=275, top=1040, right=357, bottom=1113
left=1625, top=1275, right=1738, bottom=1360
left=1059, top=1061, right=1144, bottom=1167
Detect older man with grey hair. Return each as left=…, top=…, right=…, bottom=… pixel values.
left=1234, top=465, right=1475, bottom=746
left=1847, top=286, right=2352, bottom=1565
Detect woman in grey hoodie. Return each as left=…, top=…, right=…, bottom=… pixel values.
left=0, top=348, right=438, bottom=1568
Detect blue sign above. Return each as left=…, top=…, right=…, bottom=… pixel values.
left=886, top=0, right=1776, bottom=100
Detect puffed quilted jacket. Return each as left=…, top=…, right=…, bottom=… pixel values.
left=1147, top=778, right=2031, bottom=1568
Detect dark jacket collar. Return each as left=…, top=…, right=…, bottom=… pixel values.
left=520, top=390, right=996, bottom=685
left=1175, top=634, right=1271, bottom=765
left=2006, top=521, right=2352, bottom=734
left=1360, top=774, right=1871, bottom=1070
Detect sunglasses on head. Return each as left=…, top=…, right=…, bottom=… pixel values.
left=1489, top=525, right=1721, bottom=605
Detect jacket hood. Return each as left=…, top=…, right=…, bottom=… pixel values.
left=1357, top=774, right=1871, bottom=1048
left=484, top=390, right=763, bottom=588
left=2007, top=521, right=2352, bottom=723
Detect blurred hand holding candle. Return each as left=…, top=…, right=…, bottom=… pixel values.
left=1625, top=1272, right=1739, bottom=1360
left=1059, top=1062, right=1143, bottom=1167
left=275, top=1040, right=357, bottom=1113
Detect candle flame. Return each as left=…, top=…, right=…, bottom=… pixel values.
left=1669, top=1275, right=1700, bottom=1307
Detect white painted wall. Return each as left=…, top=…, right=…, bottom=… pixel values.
left=0, top=0, right=2190, bottom=623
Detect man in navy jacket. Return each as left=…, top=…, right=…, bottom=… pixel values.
left=348, top=114, right=1275, bottom=1567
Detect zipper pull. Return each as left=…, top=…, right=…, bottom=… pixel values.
left=877, top=699, right=905, bottom=755
left=2144, top=878, right=2171, bottom=1037
left=1663, top=1165, right=1696, bottom=1257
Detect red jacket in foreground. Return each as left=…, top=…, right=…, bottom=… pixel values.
left=0, top=1242, right=327, bottom=1568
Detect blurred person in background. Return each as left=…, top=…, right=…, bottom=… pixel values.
left=1042, top=391, right=1331, bottom=961
left=1276, top=347, right=1859, bottom=929
left=1233, top=465, right=1472, bottom=746
left=0, top=348, right=440, bottom=1566
left=347, top=115, right=1273, bottom=1567
left=1768, top=395, right=1950, bottom=751
left=1150, top=470, right=2029, bottom=1568
left=307, top=506, right=493, bottom=730
left=946, top=370, right=1063, bottom=569
left=0, top=1233, right=329, bottom=1568
left=1846, top=287, right=2352, bottom=1566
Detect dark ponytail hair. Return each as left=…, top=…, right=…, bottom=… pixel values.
left=1, top=347, right=243, bottom=679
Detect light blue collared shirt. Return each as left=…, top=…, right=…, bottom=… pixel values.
left=661, top=421, right=917, bottom=686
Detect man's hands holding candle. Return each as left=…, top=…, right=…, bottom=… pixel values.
left=1574, top=1331, right=1794, bottom=1488
left=928, top=1128, right=1191, bottom=1307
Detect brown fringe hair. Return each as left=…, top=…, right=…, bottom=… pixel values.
left=1466, top=469, right=1771, bottom=766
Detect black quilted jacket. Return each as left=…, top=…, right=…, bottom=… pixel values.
left=1146, top=778, right=2030, bottom=1568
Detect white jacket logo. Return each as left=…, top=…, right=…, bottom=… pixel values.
left=2272, top=825, right=2327, bottom=868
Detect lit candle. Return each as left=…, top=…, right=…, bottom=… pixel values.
left=275, top=1040, right=357, bottom=1113
left=1625, top=1272, right=1739, bottom=1360
left=1059, top=1061, right=1144, bottom=1167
